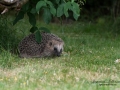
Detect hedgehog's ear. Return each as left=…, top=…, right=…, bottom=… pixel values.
left=49, top=42, right=52, bottom=46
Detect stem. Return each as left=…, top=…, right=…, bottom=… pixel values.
left=60, top=17, right=64, bottom=34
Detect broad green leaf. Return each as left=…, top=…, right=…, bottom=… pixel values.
left=30, top=7, right=37, bottom=14
left=36, top=1, right=46, bottom=13
left=30, top=26, right=38, bottom=33
left=73, top=12, right=79, bottom=21
left=35, top=30, right=42, bottom=43
left=56, top=0, right=60, bottom=4
left=57, top=4, right=64, bottom=17
left=13, top=11, right=25, bottom=25
left=71, top=2, right=80, bottom=20
left=50, top=6, right=56, bottom=16
left=46, top=1, right=56, bottom=16
left=72, top=2, right=80, bottom=14
left=71, top=0, right=74, bottom=3
left=64, top=2, right=72, bottom=17
left=43, top=8, right=52, bottom=24
left=27, top=12, right=36, bottom=26
left=46, top=1, right=53, bottom=6
left=39, top=27, right=50, bottom=33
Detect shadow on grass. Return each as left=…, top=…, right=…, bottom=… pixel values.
left=0, top=15, right=21, bottom=54
left=0, top=15, right=21, bottom=68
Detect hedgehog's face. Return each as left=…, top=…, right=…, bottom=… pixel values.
left=45, top=39, right=64, bottom=57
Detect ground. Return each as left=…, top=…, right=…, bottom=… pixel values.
left=0, top=16, right=120, bottom=90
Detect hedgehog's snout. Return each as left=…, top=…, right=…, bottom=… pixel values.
left=54, top=47, right=62, bottom=57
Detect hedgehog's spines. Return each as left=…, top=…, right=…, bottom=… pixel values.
left=18, top=32, right=64, bottom=58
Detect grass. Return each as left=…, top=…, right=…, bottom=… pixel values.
left=0, top=15, right=120, bottom=90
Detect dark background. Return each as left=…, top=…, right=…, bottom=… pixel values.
left=80, top=0, right=120, bottom=20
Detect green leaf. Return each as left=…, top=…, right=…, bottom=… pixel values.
left=35, top=30, right=42, bottom=43
left=36, top=1, right=46, bottom=13
left=72, top=2, right=80, bottom=14
left=13, top=11, right=25, bottom=25
left=56, top=0, right=60, bottom=4
left=57, top=4, right=64, bottom=17
left=43, top=8, right=52, bottom=24
left=73, top=12, right=79, bottom=21
left=27, top=12, right=36, bottom=26
left=30, top=26, right=38, bottom=33
left=71, top=2, right=80, bottom=20
left=39, top=27, right=50, bottom=33
left=71, top=0, right=74, bottom=3
left=50, top=7, right=56, bottom=16
left=46, top=1, right=56, bottom=16
left=64, top=2, right=72, bottom=17
left=30, top=7, right=37, bottom=14
left=46, top=1, right=53, bottom=6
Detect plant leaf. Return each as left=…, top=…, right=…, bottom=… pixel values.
left=73, top=13, right=79, bottom=21
left=30, top=26, right=38, bottom=33
left=30, top=7, right=37, bottom=14
left=71, top=2, right=80, bottom=20
left=43, top=8, right=52, bottom=24
left=27, top=12, right=36, bottom=26
left=39, top=27, right=50, bottom=33
left=36, top=1, right=46, bottom=13
left=13, top=11, right=25, bottom=25
left=64, top=2, right=72, bottom=17
left=46, top=1, right=56, bottom=16
left=56, top=0, right=60, bottom=4
left=35, top=30, right=41, bottom=43
left=50, top=6, right=56, bottom=16
left=57, top=4, right=64, bottom=17
left=72, top=2, right=80, bottom=14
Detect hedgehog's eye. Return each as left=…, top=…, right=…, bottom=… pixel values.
left=49, top=42, right=52, bottom=46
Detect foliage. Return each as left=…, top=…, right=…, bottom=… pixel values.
left=13, top=0, right=84, bottom=43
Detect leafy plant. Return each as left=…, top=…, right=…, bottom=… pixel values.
left=13, top=0, right=84, bottom=43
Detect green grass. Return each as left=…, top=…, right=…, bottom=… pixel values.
left=0, top=16, right=120, bottom=90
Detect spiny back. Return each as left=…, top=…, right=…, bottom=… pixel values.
left=18, top=32, right=63, bottom=58
left=41, top=32, right=63, bottom=42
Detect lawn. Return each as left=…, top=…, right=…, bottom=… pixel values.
left=0, top=16, right=120, bottom=90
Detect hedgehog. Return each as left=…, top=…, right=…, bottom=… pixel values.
left=18, top=32, right=64, bottom=58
